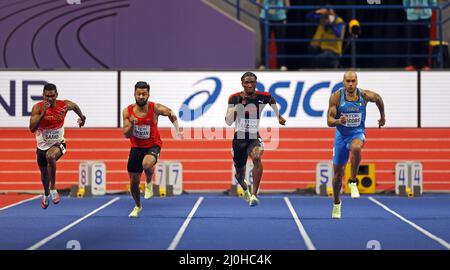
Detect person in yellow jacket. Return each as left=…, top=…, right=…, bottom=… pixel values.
left=307, top=7, right=345, bottom=68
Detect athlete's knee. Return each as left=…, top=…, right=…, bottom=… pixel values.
left=334, top=170, right=344, bottom=180
left=142, top=162, right=154, bottom=172
left=350, top=143, right=363, bottom=154
left=45, top=152, right=57, bottom=161
left=252, top=156, right=262, bottom=166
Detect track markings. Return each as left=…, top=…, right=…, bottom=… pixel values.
left=167, top=197, right=204, bottom=250
left=26, top=197, right=120, bottom=250
left=284, top=197, right=316, bottom=250
left=369, top=196, right=450, bottom=250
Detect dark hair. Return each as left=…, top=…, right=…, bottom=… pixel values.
left=43, top=83, right=57, bottom=92
left=241, top=72, right=257, bottom=81
left=134, top=81, right=150, bottom=91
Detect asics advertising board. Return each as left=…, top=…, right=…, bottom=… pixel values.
left=120, top=71, right=417, bottom=128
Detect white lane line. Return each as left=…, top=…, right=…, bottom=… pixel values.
left=167, top=197, right=204, bottom=250
left=284, top=197, right=316, bottom=250
left=368, top=196, right=450, bottom=250
left=26, top=197, right=120, bottom=250
left=0, top=195, right=40, bottom=211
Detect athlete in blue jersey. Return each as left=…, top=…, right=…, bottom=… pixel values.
left=326, top=71, right=385, bottom=218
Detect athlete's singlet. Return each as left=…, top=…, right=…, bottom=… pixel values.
left=336, top=88, right=367, bottom=137
left=128, top=102, right=162, bottom=148
left=35, top=100, right=68, bottom=150
left=228, top=91, right=273, bottom=139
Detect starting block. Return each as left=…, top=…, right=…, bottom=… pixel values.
left=315, top=161, right=333, bottom=196
left=395, top=161, right=423, bottom=197
left=78, top=161, right=106, bottom=196
left=315, top=161, right=343, bottom=196
left=153, top=161, right=183, bottom=197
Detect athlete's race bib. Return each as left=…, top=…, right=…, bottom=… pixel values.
left=42, top=129, right=63, bottom=143
left=133, top=125, right=151, bottom=139
left=236, top=119, right=259, bottom=133
left=342, top=113, right=362, bottom=127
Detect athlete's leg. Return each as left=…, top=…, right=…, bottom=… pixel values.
left=349, top=139, right=365, bottom=180
left=143, top=154, right=157, bottom=199
left=129, top=172, right=142, bottom=207
left=249, top=145, right=264, bottom=196
left=143, top=155, right=156, bottom=185
left=332, top=134, right=350, bottom=204
left=128, top=148, right=144, bottom=208
left=233, top=139, right=250, bottom=191
left=45, top=145, right=63, bottom=190
left=39, top=166, right=50, bottom=196
left=37, top=149, right=50, bottom=196
left=234, top=165, right=249, bottom=190
left=332, top=164, right=346, bottom=204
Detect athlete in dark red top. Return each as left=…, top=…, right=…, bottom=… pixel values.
left=123, top=81, right=182, bottom=218
left=29, top=83, right=86, bottom=209
left=225, top=72, right=286, bottom=206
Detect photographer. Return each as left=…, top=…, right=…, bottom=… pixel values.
left=306, top=7, right=346, bottom=68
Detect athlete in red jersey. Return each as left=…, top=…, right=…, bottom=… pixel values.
left=226, top=72, right=286, bottom=206
left=123, top=81, right=182, bottom=218
left=29, top=83, right=86, bottom=209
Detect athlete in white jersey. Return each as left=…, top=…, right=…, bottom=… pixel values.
left=29, top=83, right=86, bottom=209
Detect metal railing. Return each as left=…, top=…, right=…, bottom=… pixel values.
left=223, top=0, right=449, bottom=69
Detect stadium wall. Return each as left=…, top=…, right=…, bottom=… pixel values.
left=0, top=70, right=449, bottom=193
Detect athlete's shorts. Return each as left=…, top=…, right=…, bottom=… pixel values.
left=232, top=137, right=264, bottom=168
left=36, top=143, right=67, bottom=167
left=127, top=146, right=161, bottom=173
left=333, top=132, right=366, bottom=165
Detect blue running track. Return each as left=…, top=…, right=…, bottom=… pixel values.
left=0, top=194, right=449, bottom=250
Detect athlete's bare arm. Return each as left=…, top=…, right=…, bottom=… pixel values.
left=269, top=97, right=286, bottom=126
left=122, top=107, right=135, bottom=138
left=362, top=89, right=386, bottom=128
left=225, top=104, right=237, bottom=126
left=155, top=103, right=183, bottom=137
left=327, top=91, right=347, bottom=127
left=64, top=100, right=86, bottom=127
left=29, top=103, right=47, bottom=133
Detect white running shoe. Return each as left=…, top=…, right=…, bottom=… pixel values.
left=349, top=182, right=360, bottom=198
left=144, top=183, right=153, bottom=199
left=128, top=206, right=142, bottom=218
left=332, top=202, right=341, bottom=219
left=50, top=189, right=60, bottom=204
left=249, top=195, right=259, bottom=207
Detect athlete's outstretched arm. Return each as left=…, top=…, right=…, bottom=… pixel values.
left=327, top=92, right=347, bottom=127
left=269, top=97, right=286, bottom=125
left=155, top=103, right=183, bottom=137
left=64, top=100, right=86, bottom=127
left=29, top=103, right=46, bottom=133
left=122, top=108, right=135, bottom=138
left=363, top=89, right=386, bottom=128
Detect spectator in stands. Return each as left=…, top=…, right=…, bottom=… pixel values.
left=306, top=7, right=345, bottom=68
left=257, top=0, right=290, bottom=71
left=403, top=0, right=438, bottom=71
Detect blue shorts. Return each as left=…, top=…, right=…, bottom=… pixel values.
left=333, top=132, right=366, bottom=166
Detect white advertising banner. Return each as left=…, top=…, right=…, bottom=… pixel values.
left=121, top=71, right=418, bottom=128
left=0, top=71, right=117, bottom=127
left=421, top=71, right=450, bottom=127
